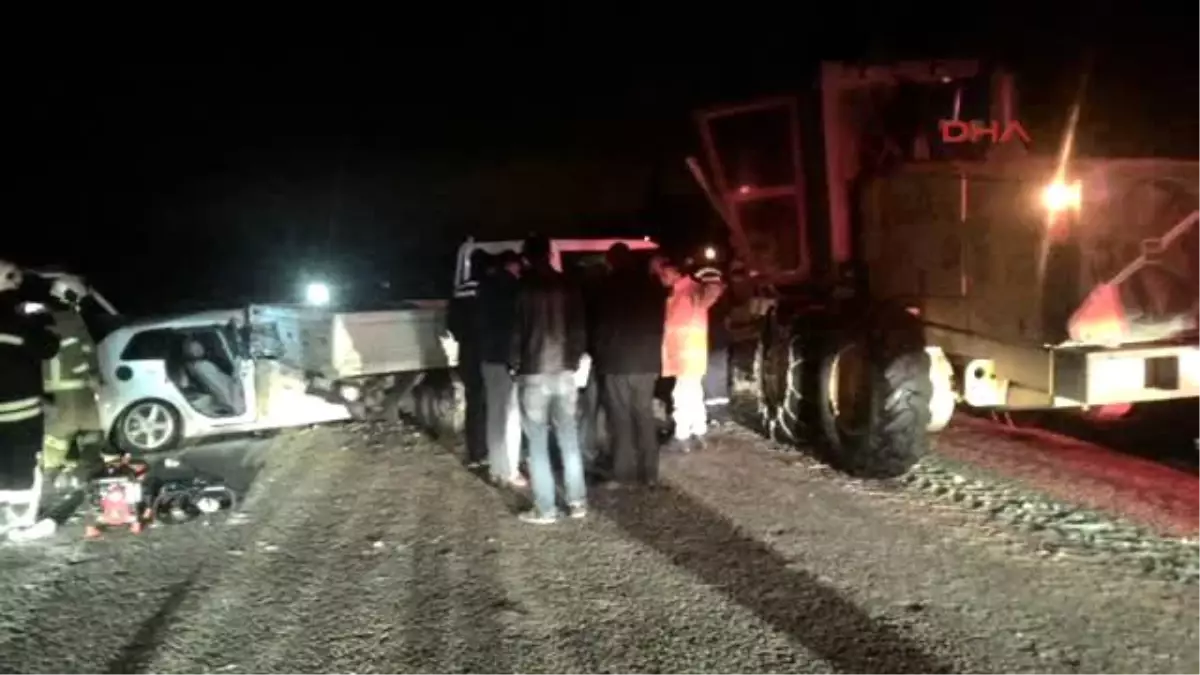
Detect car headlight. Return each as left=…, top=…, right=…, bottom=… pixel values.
left=339, top=384, right=362, bottom=402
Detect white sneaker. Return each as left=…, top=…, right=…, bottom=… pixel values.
left=518, top=509, right=559, bottom=525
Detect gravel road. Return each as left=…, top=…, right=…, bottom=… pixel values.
left=0, top=421, right=1196, bottom=674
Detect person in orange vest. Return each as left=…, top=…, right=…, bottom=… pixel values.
left=657, top=257, right=725, bottom=453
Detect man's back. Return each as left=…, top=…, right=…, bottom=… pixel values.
left=592, top=267, right=665, bottom=375
left=510, top=266, right=586, bottom=376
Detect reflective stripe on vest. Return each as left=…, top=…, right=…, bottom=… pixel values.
left=44, top=334, right=95, bottom=392
left=0, top=333, right=25, bottom=346
left=454, top=281, right=479, bottom=299
left=43, top=435, right=72, bottom=452
left=0, top=397, right=42, bottom=423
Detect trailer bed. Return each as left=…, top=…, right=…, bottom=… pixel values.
left=247, top=302, right=455, bottom=380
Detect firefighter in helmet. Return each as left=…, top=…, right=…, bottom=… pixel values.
left=0, top=260, right=62, bottom=539
left=39, top=275, right=98, bottom=482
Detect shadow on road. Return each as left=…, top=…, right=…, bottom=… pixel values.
left=105, top=568, right=201, bottom=674
left=594, top=484, right=956, bottom=674
left=406, top=478, right=513, bottom=673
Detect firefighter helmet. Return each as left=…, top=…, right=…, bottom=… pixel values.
left=693, top=266, right=724, bottom=283
left=0, top=260, right=22, bottom=293
left=50, top=276, right=88, bottom=307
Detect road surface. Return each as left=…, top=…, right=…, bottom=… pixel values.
left=0, top=420, right=1195, bottom=673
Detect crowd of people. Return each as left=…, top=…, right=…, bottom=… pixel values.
left=449, top=234, right=726, bottom=525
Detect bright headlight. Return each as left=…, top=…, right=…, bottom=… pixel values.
left=1041, top=180, right=1082, bottom=214
left=305, top=282, right=331, bottom=306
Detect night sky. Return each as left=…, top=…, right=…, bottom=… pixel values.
left=11, top=7, right=1197, bottom=314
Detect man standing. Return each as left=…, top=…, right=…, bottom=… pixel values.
left=477, top=250, right=525, bottom=487
left=658, top=259, right=725, bottom=453
left=697, top=265, right=733, bottom=425
left=509, top=234, right=589, bottom=524
left=0, top=261, right=62, bottom=539
left=448, top=249, right=491, bottom=467
left=592, top=244, right=666, bottom=486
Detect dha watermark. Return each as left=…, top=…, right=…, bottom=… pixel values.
left=939, top=119, right=1031, bottom=145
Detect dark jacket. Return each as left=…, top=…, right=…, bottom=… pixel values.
left=447, top=288, right=479, bottom=368
left=509, top=265, right=587, bottom=376
left=591, top=266, right=666, bottom=374
left=476, top=270, right=520, bottom=364
left=0, top=305, right=61, bottom=419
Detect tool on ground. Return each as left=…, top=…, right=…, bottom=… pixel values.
left=84, top=454, right=150, bottom=538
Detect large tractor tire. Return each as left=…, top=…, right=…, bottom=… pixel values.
left=815, top=309, right=934, bottom=478
left=752, top=311, right=812, bottom=444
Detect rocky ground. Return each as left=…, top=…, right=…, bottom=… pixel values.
left=0, top=417, right=1196, bottom=674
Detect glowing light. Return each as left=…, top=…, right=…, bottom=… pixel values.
left=703, top=246, right=717, bottom=261
left=305, top=282, right=331, bottom=306
left=1042, top=180, right=1082, bottom=213
left=737, top=185, right=751, bottom=195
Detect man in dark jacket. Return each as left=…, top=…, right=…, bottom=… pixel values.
left=592, top=244, right=666, bottom=486
left=448, top=248, right=491, bottom=466
left=477, top=250, right=524, bottom=487
left=509, top=234, right=589, bottom=524
left=0, top=261, right=61, bottom=538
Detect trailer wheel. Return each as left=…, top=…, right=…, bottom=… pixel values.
left=926, top=346, right=956, bottom=433
left=416, top=370, right=465, bottom=437
left=816, top=312, right=933, bottom=478
left=752, top=313, right=811, bottom=444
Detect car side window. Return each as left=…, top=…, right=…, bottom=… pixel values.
left=119, top=328, right=174, bottom=361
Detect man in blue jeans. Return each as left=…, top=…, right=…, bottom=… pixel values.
left=508, top=234, right=589, bottom=524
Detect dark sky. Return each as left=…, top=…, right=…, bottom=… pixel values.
left=10, top=6, right=1197, bottom=312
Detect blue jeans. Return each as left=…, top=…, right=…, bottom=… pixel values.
left=518, top=372, right=586, bottom=517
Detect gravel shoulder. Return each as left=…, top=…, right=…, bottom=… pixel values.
left=0, top=421, right=1195, bottom=674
